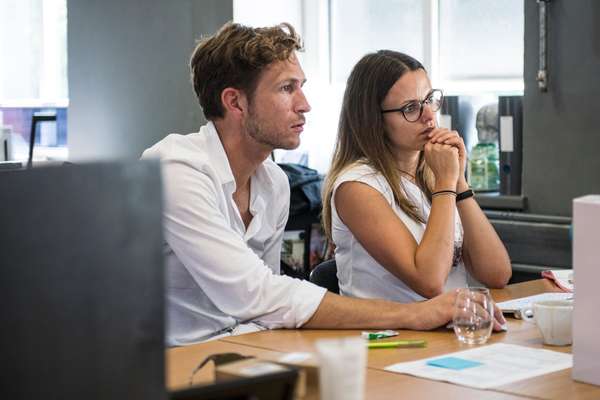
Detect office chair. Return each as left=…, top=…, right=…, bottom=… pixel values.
left=309, top=259, right=339, bottom=294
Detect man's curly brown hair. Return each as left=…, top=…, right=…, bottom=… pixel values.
left=190, top=22, right=303, bottom=120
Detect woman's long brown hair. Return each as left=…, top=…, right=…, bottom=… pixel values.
left=322, top=50, right=435, bottom=241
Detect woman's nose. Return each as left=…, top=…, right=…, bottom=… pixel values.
left=420, top=102, right=436, bottom=123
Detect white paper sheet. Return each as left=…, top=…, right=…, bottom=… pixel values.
left=384, top=343, right=572, bottom=390
left=497, top=292, right=573, bottom=314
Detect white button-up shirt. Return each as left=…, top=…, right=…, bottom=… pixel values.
left=142, top=122, right=326, bottom=346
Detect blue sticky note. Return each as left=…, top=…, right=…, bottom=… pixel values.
left=426, top=357, right=483, bottom=370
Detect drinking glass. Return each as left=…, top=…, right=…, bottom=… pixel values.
left=315, top=337, right=366, bottom=400
left=452, top=287, right=494, bottom=345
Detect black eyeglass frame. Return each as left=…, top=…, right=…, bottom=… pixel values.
left=381, top=89, right=444, bottom=122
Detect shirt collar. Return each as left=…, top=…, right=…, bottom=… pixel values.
left=201, top=121, right=276, bottom=193
left=201, top=121, right=236, bottom=187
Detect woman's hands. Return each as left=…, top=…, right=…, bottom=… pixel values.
left=425, top=128, right=468, bottom=191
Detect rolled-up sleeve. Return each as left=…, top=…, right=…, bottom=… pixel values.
left=162, top=160, right=327, bottom=329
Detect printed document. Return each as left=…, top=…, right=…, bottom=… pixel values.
left=384, top=343, right=572, bottom=389
left=497, top=292, right=572, bottom=316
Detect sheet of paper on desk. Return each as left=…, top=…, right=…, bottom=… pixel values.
left=497, top=292, right=572, bottom=315
left=384, top=343, right=572, bottom=390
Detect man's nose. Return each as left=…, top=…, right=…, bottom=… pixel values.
left=295, top=89, right=311, bottom=114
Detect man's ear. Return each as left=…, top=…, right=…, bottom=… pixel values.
left=221, top=87, right=248, bottom=117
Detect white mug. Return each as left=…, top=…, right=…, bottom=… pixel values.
left=521, top=299, right=573, bottom=346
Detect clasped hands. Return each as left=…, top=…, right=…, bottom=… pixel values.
left=424, top=128, right=468, bottom=191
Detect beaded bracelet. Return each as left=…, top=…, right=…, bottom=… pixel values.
left=431, top=190, right=457, bottom=198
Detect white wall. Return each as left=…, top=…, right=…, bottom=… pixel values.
left=67, top=0, right=232, bottom=161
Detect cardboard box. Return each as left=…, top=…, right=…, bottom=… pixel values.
left=272, top=353, right=319, bottom=400
left=216, top=355, right=320, bottom=400
left=572, top=195, right=600, bottom=386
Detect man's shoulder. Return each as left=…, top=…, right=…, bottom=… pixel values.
left=141, top=132, right=207, bottom=162
left=141, top=132, right=222, bottom=194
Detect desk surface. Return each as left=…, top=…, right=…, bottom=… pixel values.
left=167, top=279, right=599, bottom=400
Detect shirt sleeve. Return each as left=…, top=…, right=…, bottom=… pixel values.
left=161, top=160, right=326, bottom=329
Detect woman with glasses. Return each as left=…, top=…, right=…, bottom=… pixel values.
left=322, top=50, right=511, bottom=303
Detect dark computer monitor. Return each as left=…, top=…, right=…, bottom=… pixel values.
left=0, top=160, right=165, bottom=399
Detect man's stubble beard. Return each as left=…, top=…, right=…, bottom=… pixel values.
left=244, top=107, right=299, bottom=151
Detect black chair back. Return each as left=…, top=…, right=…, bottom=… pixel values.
left=309, top=259, right=339, bottom=294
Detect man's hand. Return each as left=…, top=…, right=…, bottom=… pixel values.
left=412, top=289, right=507, bottom=331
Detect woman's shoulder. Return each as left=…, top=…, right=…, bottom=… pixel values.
left=333, top=161, right=391, bottom=195
left=335, top=161, right=381, bottom=184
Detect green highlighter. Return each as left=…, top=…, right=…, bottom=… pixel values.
left=367, top=340, right=426, bottom=349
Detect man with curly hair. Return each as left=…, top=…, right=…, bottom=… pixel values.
left=142, top=22, right=503, bottom=346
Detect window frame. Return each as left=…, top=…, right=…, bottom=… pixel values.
left=303, top=0, right=523, bottom=95
left=0, top=0, right=69, bottom=108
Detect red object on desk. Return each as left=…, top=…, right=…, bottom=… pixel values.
left=541, top=270, right=573, bottom=293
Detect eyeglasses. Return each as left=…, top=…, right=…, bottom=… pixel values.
left=381, top=89, right=444, bottom=122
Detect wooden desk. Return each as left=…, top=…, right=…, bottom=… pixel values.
left=167, top=339, right=526, bottom=400
left=167, top=280, right=599, bottom=399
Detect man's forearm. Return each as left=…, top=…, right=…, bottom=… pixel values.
left=301, top=292, right=453, bottom=331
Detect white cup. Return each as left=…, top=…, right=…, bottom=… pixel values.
left=314, top=337, right=366, bottom=400
left=521, top=299, right=573, bottom=346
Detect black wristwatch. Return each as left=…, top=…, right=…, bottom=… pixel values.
left=456, top=189, right=474, bottom=202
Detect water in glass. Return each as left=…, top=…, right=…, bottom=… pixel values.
left=453, top=287, right=494, bottom=345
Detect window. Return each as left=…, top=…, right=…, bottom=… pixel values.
left=438, top=0, right=524, bottom=93
left=330, top=0, right=424, bottom=84
left=234, top=0, right=524, bottom=173
left=0, top=0, right=68, bottom=162
left=0, top=0, right=68, bottom=106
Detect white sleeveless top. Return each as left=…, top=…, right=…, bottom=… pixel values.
left=331, top=163, right=470, bottom=303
